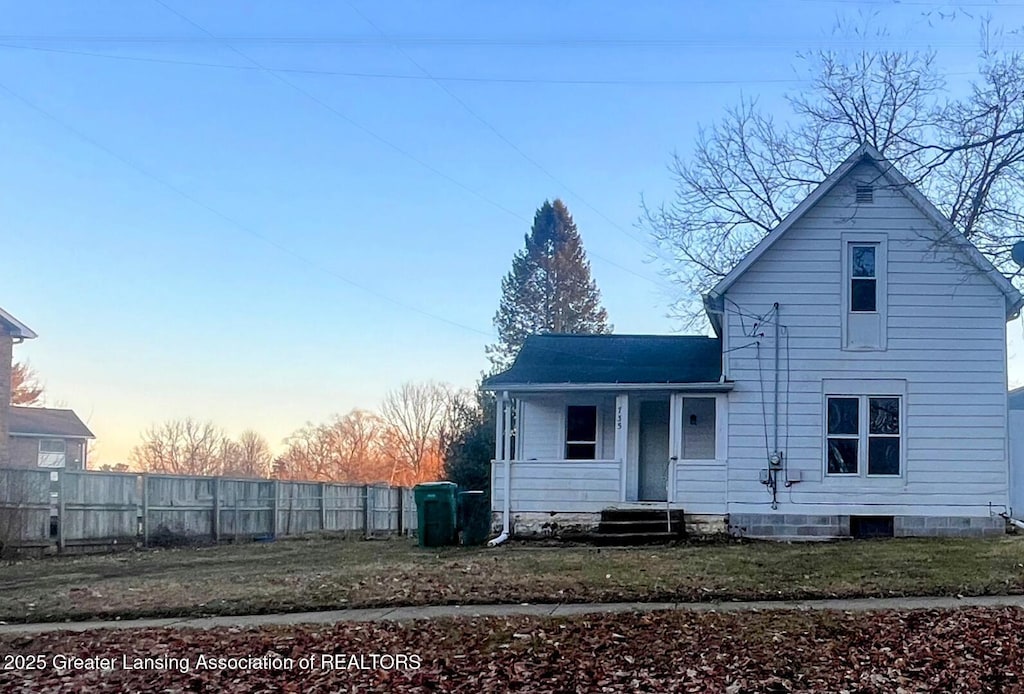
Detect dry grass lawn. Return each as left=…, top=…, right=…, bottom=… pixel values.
left=1, top=534, right=1024, bottom=623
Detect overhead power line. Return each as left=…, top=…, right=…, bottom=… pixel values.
left=0, top=79, right=496, bottom=338
left=343, top=3, right=676, bottom=270
left=0, top=43, right=805, bottom=87
left=148, top=0, right=673, bottom=290
left=0, top=33, right=1021, bottom=47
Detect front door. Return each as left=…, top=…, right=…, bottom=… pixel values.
left=638, top=401, right=670, bottom=501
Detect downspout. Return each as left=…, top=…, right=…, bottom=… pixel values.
left=488, top=392, right=512, bottom=547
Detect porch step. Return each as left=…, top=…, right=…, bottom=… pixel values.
left=592, top=531, right=681, bottom=546
left=596, top=508, right=686, bottom=545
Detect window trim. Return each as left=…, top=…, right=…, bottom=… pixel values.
left=822, top=392, right=903, bottom=479
left=564, top=404, right=600, bottom=460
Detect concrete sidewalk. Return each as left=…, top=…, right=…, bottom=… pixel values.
left=4, top=594, right=1024, bottom=635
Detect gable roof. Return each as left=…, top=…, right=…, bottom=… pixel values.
left=9, top=406, right=94, bottom=439
left=703, top=143, right=1024, bottom=333
left=481, top=334, right=724, bottom=390
left=0, top=307, right=37, bottom=340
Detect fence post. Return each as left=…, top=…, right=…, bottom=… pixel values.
left=57, top=470, right=66, bottom=552
left=212, top=477, right=221, bottom=543
left=271, top=479, right=280, bottom=538
left=319, top=483, right=326, bottom=531
left=396, top=487, right=404, bottom=536
left=141, top=473, right=149, bottom=547
left=363, top=484, right=372, bottom=539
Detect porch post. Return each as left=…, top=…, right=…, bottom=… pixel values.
left=494, top=394, right=506, bottom=461
left=615, top=394, right=629, bottom=502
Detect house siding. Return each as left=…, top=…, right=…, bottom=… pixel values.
left=723, top=161, right=1009, bottom=521
left=517, top=396, right=615, bottom=461
left=8, top=436, right=86, bottom=471
left=0, top=333, right=10, bottom=466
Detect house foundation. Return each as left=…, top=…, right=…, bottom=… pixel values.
left=729, top=513, right=1006, bottom=539
left=492, top=511, right=728, bottom=538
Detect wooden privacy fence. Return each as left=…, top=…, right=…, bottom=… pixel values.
left=0, top=468, right=419, bottom=553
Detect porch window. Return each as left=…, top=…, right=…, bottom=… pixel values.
left=826, top=395, right=901, bottom=476
left=680, top=397, right=716, bottom=460
left=38, top=439, right=67, bottom=468
left=565, top=405, right=598, bottom=460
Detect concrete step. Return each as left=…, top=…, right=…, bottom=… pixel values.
left=598, top=519, right=680, bottom=535
left=600, top=508, right=685, bottom=523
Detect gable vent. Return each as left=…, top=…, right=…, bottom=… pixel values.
left=855, top=184, right=874, bottom=204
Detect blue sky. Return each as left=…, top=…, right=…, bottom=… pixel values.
left=2, top=0, right=1023, bottom=463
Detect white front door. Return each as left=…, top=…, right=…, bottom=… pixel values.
left=638, top=401, right=670, bottom=501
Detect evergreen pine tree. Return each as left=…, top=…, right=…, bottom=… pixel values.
left=487, top=199, right=611, bottom=370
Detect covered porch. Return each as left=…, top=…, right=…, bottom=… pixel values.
left=490, top=387, right=730, bottom=515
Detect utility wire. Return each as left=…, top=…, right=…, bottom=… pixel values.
left=0, top=43, right=806, bottom=88
left=0, top=79, right=495, bottom=338
left=150, top=0, right=671, bottom=290
left=345, top=2, right=678, bottom=268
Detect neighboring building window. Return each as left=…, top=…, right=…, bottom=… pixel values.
left=38, top=439, right=67, bottom=468
left=850, top=245, right=877, bottom=312
left=826, top=396, right=901, bottom=477
left=565, top=405, right=598, bottom=460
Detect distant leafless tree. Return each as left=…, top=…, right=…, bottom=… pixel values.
left=643, top=39, right=1024, bottom=326
left=130, top=418, right=228, bottom=476
left=11, top=361, right=44, bottom=406
left=222, top=430, right=273, bottom=478
left=276, top=409, right=388, bottom=483
left=380, top=382, right=459, bottom=486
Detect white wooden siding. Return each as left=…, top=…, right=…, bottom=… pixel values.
left=518, top=396, right=615, bottom=461
left=1010, top=410, right=1024, bottom=516
left=491, top=460, right=621, bottom=512
left=724, top=161, right=1009, bottom=517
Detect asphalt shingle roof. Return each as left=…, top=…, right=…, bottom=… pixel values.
left=9, top=407, right=94, bottom=438
left=482, top=334, right=722, bottom=388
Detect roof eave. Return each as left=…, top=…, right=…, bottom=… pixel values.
left=0, top=307, right=37, bottom=340
left=479, top=381, right=733, bottom=393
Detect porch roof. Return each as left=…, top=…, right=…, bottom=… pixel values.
left=482, top=334, right=723, bottom=390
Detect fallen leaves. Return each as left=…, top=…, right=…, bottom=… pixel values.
left=1, top=606, right=1024, bottom=692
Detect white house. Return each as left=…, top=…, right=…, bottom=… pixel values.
left=482, top=144, right=1023, bottom=540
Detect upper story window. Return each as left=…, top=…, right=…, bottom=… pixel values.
left=38, top=439, right=67, bottom=468
left=842, top=234, right=887, bottom=350
left=565, top=405, right=598, bottom=460
left=850, top=245, right=877, bottom=312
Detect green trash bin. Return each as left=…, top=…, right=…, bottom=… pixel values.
left=457, top=490, right=490, bottom=546
left=414, top=482, right=458, bottom=548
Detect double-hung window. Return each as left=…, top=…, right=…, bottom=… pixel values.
left=850, top=245, right=877, bottom=312
left=38, top=439, right=67, bottom=468
left=826, top=395, right=901, bottom=476
left=565, top=405, right=598, bottom=460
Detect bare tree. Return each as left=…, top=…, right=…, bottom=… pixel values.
left=643, top=43, right=1024, bottom=327
left=380, top=382, right=455, bottom=486
left=11, top=362, right=44, bottom=406
left=222, top=430, right=273, bottom=478
left=276, top=409, right=388, bottom=483
left=130, top=418, right=228, bottom=476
